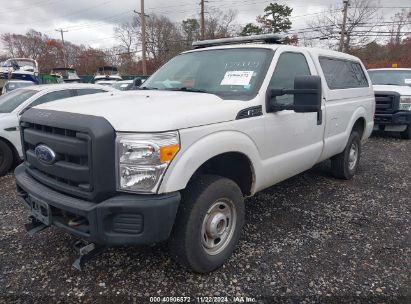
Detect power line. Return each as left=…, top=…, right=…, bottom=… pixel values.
left=0, top=1, right=114, bottom=26
left=0, top=0, right=57, bottom=13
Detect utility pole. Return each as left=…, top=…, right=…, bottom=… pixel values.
left=339, top=0, right=349, bottom=52
left=55, top=28, right=68, bottom=66
left=200, top=0, right=205, bottom=40
left=133, top=7, right=149, bottom=75
left=135, top=0, right=147, bottom=75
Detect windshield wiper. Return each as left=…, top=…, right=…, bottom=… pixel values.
left=139, top=86, right=158, bottom=90
left=164, top=87, right=209, bottom=93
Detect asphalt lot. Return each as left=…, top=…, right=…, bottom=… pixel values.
left=0, top=133, right=410, bottom=304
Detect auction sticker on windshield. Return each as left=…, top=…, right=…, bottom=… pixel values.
left=404, top=79, right=411, bottom=84
left=221, top=71, right=253, bottom=86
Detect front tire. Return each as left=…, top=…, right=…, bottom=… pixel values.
left=400, top=124, right=411, bottom=140
left=331, top=131, right=361, bottom=180
left=0, top=140, right=13, bottom=176
left=169, top=175, right=245, bottom=273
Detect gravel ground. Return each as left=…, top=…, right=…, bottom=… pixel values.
left=0, top=134, right=410, bottom=304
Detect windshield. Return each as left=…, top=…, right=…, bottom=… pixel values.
left=0, top=89, right=37, bottom=113
left=368, top=70, right=411, bottom=86
left=142, top=48, right=273, bottom=98
left=5, top=82, right=35, bottom=92
left=112, top=82, right=133, bottom=91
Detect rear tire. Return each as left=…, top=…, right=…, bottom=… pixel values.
left=331, top=131, right=361, bottom=180
left=168, top=175, right=245, bottom=273
left=400, top=124, right=411, bottom=140
left=0, top=140, right=13, bottom=176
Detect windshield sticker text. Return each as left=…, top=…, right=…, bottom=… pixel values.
left=221, top=71, right=253, bottom=86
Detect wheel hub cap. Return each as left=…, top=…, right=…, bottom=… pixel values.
left=206, top=212, right=227, bottom=238
left=348, top=142, right=358, bottom=171
left=201, top=199, right=237, bottom=255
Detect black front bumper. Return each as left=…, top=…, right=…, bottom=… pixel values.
left=15, top=164, right=181, bottom=246
left=374, top=112, right=411, bottom=125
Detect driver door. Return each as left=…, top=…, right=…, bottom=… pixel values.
left=260, top=49, right=325, bottom=188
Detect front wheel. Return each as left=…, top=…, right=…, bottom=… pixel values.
left=0, top=140, right=13, bottom=176
left=331, top=131, right=361, bottom=180
left=168, top=175, right=245, bottom=273
left=400, top=124, right=411, bottom=140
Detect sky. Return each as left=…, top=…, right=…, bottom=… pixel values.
left=0, top=0, right=409, bottom=51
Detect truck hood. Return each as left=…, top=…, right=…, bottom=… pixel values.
left=35, top=90, right=248, bottom=132
left=373, top=85, right=411, bottom=95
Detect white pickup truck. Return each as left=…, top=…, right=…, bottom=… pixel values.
left=15, top=35, right=375, bottom=273
left=368, top=68, right=411, bottom=139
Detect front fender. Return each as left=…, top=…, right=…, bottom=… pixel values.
left=158, top=130, right=261, bottom=194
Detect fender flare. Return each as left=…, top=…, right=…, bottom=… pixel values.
left=158, top=130, right=261, bottom=194
left=345, top=106, right=367, bottom=144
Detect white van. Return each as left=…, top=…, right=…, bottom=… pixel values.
left=15, top=35, right=375, bottom=272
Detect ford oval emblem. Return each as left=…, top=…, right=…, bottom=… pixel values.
left=34, top=145, right=56, bottom=165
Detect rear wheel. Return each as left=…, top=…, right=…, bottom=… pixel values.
left=400, top=124, right=411, bottom=140
left=0, top=140, right=13, bottom=176
left=331, top=131, right=361, bottom=180
left=169, top=175, right=245, bottom=273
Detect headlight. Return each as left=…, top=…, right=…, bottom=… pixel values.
left=116, top=132, right=179, bottom=193
left=399, top=96, right=411, bottom=111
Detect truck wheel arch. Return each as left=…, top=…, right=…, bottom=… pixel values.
left=0, top=136, right=19, bottom=166
left=346, top=107, right=368, bottom=143
left=159, top=131, right=260, bottom=196
left=352, top=117, right=366, bottom=139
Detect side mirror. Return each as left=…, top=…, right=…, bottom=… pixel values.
left=133, top=78, right=142, bottom=88
left=268, top=75, right=322, bottom=124
left=293, top=75, right=322, bottom=113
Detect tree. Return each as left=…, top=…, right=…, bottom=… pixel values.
left=389, top=9, right=411, bottom=45
left=307, top=0, right=380, bottom=52
left=258, top=2, right=293, bottom=33
left=182, top=18, right=200, bottom=47
left=145, top=14, right=185, bottom=70
left=239, top=2, right=292, bottom=36
left=75, top=48, right=107, bottom=75
left=204, top=9, right=238, bottom=39
left=114, top=19, right=139, bottom=55
left=240, top=23, right=263, bottom=36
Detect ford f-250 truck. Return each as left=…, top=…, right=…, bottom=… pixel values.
left=368, top=68, right=411, bottom=139
left=15, top=34, right=375, bottom=273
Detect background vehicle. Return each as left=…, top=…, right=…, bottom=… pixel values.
left=368, top=68, right=411, bottom=139
left=50, top=67, right=81, bottom=83
left=1, top=80, right=36, bottom=95
left=93, top=66, right=122, bottom=85
left=15, top=35, right=374, bottom=272
left=0, top=58, right=39, bottom=85
left=95, top=80, right=118, bottom=86
left=111, top=78, right=145, bottom=91
left=0, top=83, right=114, bottom=176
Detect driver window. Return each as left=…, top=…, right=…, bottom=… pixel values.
left=269, top=52, right=311, bottom=105
left=29, top=90, right=73, bottom=107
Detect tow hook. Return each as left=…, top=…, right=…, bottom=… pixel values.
left=72, top=240, right=106, bottom=271
left=24, top=216, right=49, bottom=236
